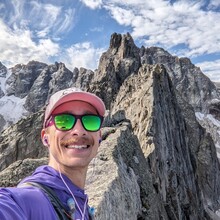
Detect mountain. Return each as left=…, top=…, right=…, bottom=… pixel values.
left=0, top=33, right=220, bottom=219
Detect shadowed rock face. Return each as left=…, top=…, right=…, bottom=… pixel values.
left=0, top=111, right=46, bottom=172
left=0, top=62, right=7, bottom=78
left=209, top=99, right=220, bottom=121
left=0, top=33, right=220, bottom=220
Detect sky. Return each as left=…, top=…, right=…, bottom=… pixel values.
left=0, top=0, right=220, bottom=82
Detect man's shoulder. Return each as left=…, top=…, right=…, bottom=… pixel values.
left=0, top=186, right=57, bottom=219
left=0, top=186, right=52, bottom=209
left=1, top=185, right=47, bottom=201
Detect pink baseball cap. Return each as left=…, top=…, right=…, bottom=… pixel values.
left=43, top=87, right=106, bottom=128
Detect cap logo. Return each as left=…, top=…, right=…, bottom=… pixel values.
left=61, top=88, right=82, bottom=97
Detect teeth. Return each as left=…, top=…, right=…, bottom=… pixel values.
left=66, top=145, right=88, bottom=149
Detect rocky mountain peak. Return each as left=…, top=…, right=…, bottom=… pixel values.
left=109, top=32, right=122, bottom=50
left=109, top=32, right=139, bottom=59
left=94, top=33, right=141, bottom=109
left=140, top=45, right=172, bottom=59
left=24, top=62, right=74, bottom=113
left=6, top=61, right=47, bottom=98
left=139, top=44, right=219, bottom=112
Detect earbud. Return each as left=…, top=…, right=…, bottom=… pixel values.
left=43, top=136, right=49, bottom=147
left=99, top=139, right=102, bottom=144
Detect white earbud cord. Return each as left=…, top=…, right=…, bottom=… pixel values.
left=58, top=164, right=88, bottom=220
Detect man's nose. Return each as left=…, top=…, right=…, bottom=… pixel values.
left=70, top=119, right=87, bottom=136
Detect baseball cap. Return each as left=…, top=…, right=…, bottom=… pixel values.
left=43, top=87, right=106, bottom=128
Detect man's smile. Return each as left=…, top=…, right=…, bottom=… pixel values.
left=60, top=137, right=93, bottom=150
left=65, top=145, right=90, bottom=149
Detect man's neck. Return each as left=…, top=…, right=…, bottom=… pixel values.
left=48, top=161, right=87, bottom=189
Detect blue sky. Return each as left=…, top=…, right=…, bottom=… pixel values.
left=0, top=0, right=220, bottom=82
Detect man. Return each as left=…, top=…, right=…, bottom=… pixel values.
left=0, top=87, right=106, bottom=220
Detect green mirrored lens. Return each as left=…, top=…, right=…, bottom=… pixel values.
left=82, top=115, right=101, bottom=131
left=54, top=114, right=75, bottom=130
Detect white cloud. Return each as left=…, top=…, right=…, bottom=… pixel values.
left=62, top=42, right=105, bottom=70
left=2, top=1, right=76, bottom=38
left=0, top=0, right=76, bottom=67
left=107, top=6, right=136, bottom=26
left=81, top=0, right=102, bottom=9
left=196, top=60, right=220, bottom=82
left=8, top=0, right=25, bottom=26
left=53, top=8, right=76, bottom=34
left=0, top=19, right=59, bottom=66
left=0, top=0, right=104, bottom=71
left=28, top=2, right=76, bottom=37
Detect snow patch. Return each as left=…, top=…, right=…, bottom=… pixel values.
left=0, top=69, right=12, bottom=93
left=0, top=95, right=28, bottom=128
left=195, top=112, right=204, bottom=121
left=210, top=98, right=220, bottom=104
left=206, top=114, right=220, bottom=127
left=195, top=112, right=220, bottom=127
left=216, top=209, right=220, bottom=217
left=0, top=68, right=27, bottom=130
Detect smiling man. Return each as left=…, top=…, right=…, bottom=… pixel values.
left=0, top=87, right=106, bottom=220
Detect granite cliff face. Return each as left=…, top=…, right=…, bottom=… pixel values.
left=139, top=46, right=219, bottom=113
left=0, top=33, right=220, bottom=219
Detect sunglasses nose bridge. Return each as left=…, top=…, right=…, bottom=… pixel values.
left=70, top=116, right=87, bottom=135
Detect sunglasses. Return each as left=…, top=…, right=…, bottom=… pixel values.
left=46, top=113, right=103, bottom=132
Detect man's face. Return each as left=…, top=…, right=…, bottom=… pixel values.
left=42, top=100, right=101, bottom=171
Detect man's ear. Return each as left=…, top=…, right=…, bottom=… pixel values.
left=41, top=129, right=49, bottom=147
